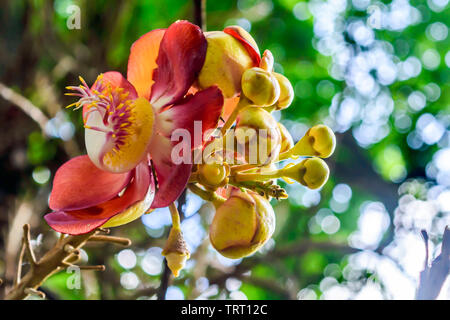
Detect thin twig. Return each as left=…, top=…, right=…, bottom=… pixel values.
left=24, top=288, right=45, bottom=299
left=0, top=82, right=49, bottom=133
left=5, top=227, right=131, bottom=300
left=88, top=235, right=131, bottom=246
left=157, top=260, right=172, bottom=300
left=15, top=241, right=26, bottom=286
left=22, top=224, right=37, bottom=265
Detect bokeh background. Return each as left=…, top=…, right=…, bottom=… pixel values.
left=0, top=0, right=449, bottom=300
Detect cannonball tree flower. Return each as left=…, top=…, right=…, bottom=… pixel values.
left=44, top=20, right=224, bottom=235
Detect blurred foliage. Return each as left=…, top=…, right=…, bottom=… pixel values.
left=0, top=0, right=449, bottom=300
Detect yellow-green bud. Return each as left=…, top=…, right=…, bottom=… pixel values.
left=241, top=67, right=280, bottom=106
left=197, top=31, right=255, bottom=98
left=162, top=226, right=190, bottom=277
left=209, top=190, right=275, bottom=259
left=281, top=158, right=329, bottom=189
left=197, top=163, right=230, bottom=191
left=277, top=123, right=294, bottom=154
left=272, top=72, right=294, bottom=110
left=235, top=107, right=281, bottom=165
left=287, top=125, right=336, bottom=159
left=259, top=50, right=274, bottom=72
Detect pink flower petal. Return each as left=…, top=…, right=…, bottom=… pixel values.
left=99, top=71, right=138, bottom=98
left=81, top=71, right=138, bottom=118
left=150, top=21, right=207, bottom=110
left=45, top=161, right=153, bottom=235
left=49, top=155, right=132, bottom=211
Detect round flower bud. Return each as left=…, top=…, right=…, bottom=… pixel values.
left=162, top=226, right=190, bottom=277
left=209, top=190, right=275, bottom=259
left=197, top=31, right=255, bottom=98
left=272, top=72, right=294, bottom=110
left=235, top=107, right=281, bottom=165
left=241, top=67, right=280, bottom=106
left=277, top=122, right=294, bottom=154
left=288, top=124, right=336, bottom=159
left=281, top=157, right=329, bottom=189
left=197, top=163, right=230, bottom=191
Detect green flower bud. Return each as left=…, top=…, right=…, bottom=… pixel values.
left=286, top=124, right=336, bottom=159
left=235, top=107, right=281, bottom=165
left=272, top=72, right=294, bottom=110
left=241, top=67, right=280, bottom=106
left=281, top=157, right=329, bottom=189
left=198, top=31, right=255, bottom=98
left=209, top=190, right=275, bottom=259
left=197, top=163, right=230, bottom=191
left=259, top=50, right=274, bottom=72
left=277, top=122, right=294, bottom=154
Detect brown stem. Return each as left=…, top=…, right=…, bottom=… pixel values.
left=0, top=82, right=49, bottom=133
left=193, top=0, right=206, bottom=31
left=88, top=235, right=131, bottom=246
left=5, top=227, right=130, bottom=300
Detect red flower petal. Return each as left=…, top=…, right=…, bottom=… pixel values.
left=150, top=21, right=207, bottom=110
left=152, top=162, right=192, bottom=209
left=127, top=29, right=166, bottom=99
left=148, top=87, right=223, bottom=208
left=45, top=161, right=153, bottom=235
left=49, top=155, right=132, bottom=211
left=158, top=86, right=224, bottom=149
left=224, top=26, right=261, bottom=66
left=147, top=133, right=193, bottom=209
left=43, top=212, right=110, bottom=236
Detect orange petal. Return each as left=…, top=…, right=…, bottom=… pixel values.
left=222, top=96, right=240, bottom=122
left=127, top=29, right=166, bottom=99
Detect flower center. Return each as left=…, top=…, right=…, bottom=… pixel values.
left=66, top=75, right=154, bottom=173
left=67, top=75, right=136, bottom=151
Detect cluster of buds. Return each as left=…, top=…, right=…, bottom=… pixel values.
left=188, top=26, right=337, bottom=266
left=48, top=22, right=336, bottom=278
